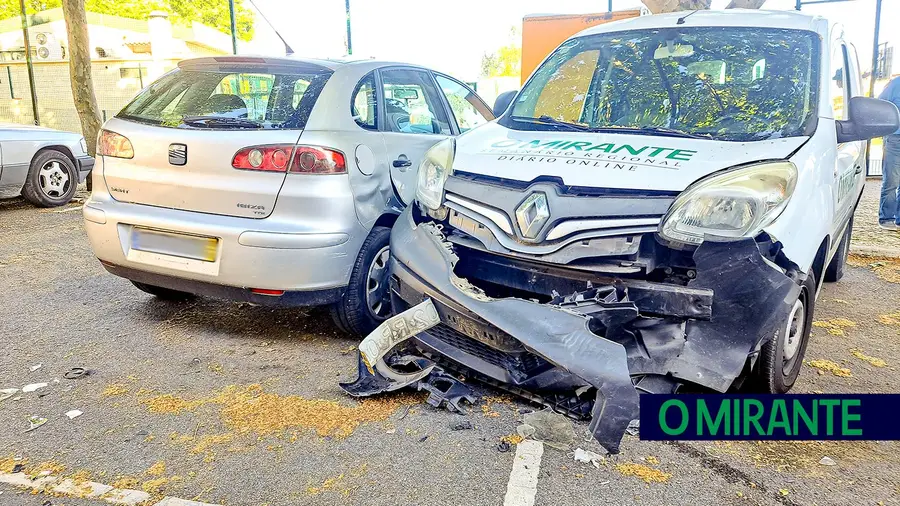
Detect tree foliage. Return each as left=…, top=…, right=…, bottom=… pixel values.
left=0, top=0, right=254, bottom=41
left=481, top=27, right=521, bottom=78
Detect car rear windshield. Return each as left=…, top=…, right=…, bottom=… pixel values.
left=504, top=27, right=820, bottom=141
left=117, top=66, right=332, bottom=130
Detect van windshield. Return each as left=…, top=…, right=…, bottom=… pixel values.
left=118, top=66, right=332, bottom=130
left=505, top=28, right=819, bottom=141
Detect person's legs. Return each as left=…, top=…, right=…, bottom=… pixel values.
left=879, top=137, right=900, bottom=225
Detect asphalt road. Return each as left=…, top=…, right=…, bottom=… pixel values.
left=1, top=185, right=899, bottom=506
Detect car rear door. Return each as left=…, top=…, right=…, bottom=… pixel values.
left=378, top=67, right=453, bottom=205
left=101, top=58, right=333, bottom=219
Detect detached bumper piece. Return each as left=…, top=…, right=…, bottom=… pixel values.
left=343, top=208, right=800, bottom=454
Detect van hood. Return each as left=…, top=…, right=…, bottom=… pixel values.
left=452, top=122, right=807, bottom=192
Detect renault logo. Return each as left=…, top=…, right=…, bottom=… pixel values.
left=515, top=192, right=550, bottom=240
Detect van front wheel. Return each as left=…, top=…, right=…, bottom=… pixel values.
left=753, top=270, right=816, bottom=394
left=824, top=217, right=852, bottom=283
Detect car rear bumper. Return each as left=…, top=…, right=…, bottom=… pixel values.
left=83, top=193, right=365, bottom=303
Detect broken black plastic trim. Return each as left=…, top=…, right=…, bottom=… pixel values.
left=390, top=208, right=639, bottom=453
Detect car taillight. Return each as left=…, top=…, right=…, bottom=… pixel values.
left=290, top=146, right=346, bottom=174
left=98, top=129, right=134, bottom=159
left=231, top=145, right=346, bottom=174
left=232, top=145, right=293, bottom=172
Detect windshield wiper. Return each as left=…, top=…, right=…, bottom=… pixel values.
left=182, top=116, right=263, bottom=129
left=510, top=115, right=592, bottom=132
left=585, top=126, right=713, bottom=140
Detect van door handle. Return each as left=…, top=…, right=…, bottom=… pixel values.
left=393, top=155, right=412, bottom=171
left=855, top=166, right=863, bottom=175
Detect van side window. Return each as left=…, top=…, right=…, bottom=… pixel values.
left=830, top=44, right=849, bottom=120
left=352, top=72, right=378, bottom=130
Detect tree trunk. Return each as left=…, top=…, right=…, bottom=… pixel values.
left=61, top=0, right=102, bottom=189
left=726, top=0, right=767, bottom=8
left=641, top=0, right=712, bottom=13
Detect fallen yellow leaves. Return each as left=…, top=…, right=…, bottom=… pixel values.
left=807, top=359, right=852, bottom=377
left=141, top=394, right=203, bottom=415
left=850, top=349, right=887, bottom=368
left=102, top=383, right=129, bottom=397
left=27, top=461, right=66, bottom=478
left=645, top=456, right=660, bottom=465
left=145, top=461, right=166, bottom=477
left=500, top=434, right=524, bottom=445
left=110, top=475, right=139, bottom=489
left=615, top=463, right=671, bottom=483
left=848, top=254, right=900, bottom=284
left=812, top=318, right=856, bottom=336
left=877, top=311, right=900, bottom=326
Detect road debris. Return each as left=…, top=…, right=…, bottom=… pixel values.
left=850, top=349, right=887, bottom=367
left=819, top=456, right=837, bottom=466
left=24, top=416, right=48, bottom=432
left=450, top=419, right=473, bottom=431
left=30, top=364, right=42, bottom=372
left=64, top=410, right=83, bottom=420
left=497, top=440, right=511, bottom=453
left=522, top=409, right=576, bottom=450
left=626, top=420, right=640, bottom=436
left=0, top=388, right=18, bottom=402
left=573, top=448, right=605, bottom=468
left=516, top=424, right=536, bottom=439
left=807, top=359, right=852, bottom=377
left=63, top=368, right=87, bottom=380
left=22, top=383, right=48, bottom=393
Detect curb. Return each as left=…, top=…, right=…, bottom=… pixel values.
left=0, top=471, right=220, bottom=506
left=850, top=243, right=900, bottom=259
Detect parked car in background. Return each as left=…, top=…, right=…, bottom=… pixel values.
left=351, top=11, right=900, bottom=453
left=0, top=123, right=93, bottom=207
left=83, top=56, right=494, bottom=336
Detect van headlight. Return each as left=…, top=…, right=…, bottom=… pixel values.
left=659, top=161, right=798, bottom=245
left=416, top=138, right=455, bottom=212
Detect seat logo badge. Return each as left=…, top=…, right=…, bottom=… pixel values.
left=515, top=192, right=550, bottom=240
left=168, top=144, right=187, bottom=166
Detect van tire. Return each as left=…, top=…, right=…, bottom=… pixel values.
left=330, top=226, right=393, bottom=337
left=824, top=218, right=852, bottom=283
left=22, top=149, right=78, bottom=207
left=753, top=270, right=816, bottom=394
left=130, top=280, right=194, bottom=301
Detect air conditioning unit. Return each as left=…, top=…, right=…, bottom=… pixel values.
left=34, top=32, right=63, bottom=60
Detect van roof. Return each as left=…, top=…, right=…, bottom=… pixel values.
left=578, top=9, right=824, bottom=37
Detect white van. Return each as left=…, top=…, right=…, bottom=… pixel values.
left=348, top=10, right=900, bottom=453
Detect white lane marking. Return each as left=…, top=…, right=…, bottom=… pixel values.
left=503, top=440, right=544, bottom=506
left=0, top=471, right=221, bottom=506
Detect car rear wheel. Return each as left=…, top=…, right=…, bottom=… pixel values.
left=753, top=270, right=816, bottom=394
left=21, top=149, right=78, bottom=207
left=130, top=280, right=194, bottom=301
left=330, top=226, right=392, bottom=337
left=824, top=217, right=852, bottom=283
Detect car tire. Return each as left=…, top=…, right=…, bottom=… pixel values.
left=330, top=226, right=393, bottom=337
left=824, top=217, right=852, bottom=283
left=753, top=270, right=816, bottom=394
left=21, top=149, right=78, bottom=207
left=130, top=280, right=194, bottom=301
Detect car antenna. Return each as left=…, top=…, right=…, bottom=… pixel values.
left=247, top=0, right=295, bottom=55
left=676, top=10, right=699, bottom=25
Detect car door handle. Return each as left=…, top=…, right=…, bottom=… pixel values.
left=393, top=156, right=412, bottom=170
left=855, top=166, right=863, bottom=175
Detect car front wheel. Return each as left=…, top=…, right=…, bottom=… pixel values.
left=753, top=269, right=816, bottom=393
left=331, top=226, right=392, bottom=337
left=21, top=149, right=78, bottom=207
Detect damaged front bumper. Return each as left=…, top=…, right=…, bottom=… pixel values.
left=365, top=208, right=801, bottom=453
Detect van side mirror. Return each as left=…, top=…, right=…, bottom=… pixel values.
left=493, top=90, right=518, bottom=118
left=836, top=96, right=900, bottom=143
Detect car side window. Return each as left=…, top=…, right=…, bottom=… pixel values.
left=380, top=68, right=451, bottom=135
left=829, top=43, right=849, bottom=120
left=434, top=74, right=493, bottom=133
left=352, top=72, right=378, bottom=130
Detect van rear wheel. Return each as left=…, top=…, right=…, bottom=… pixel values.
left=752, top=270, right=816, bottom=394
left=130, top=280, right=194, bottom=301
left=330, top=226, right=392, bottom=337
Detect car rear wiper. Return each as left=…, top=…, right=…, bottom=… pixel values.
left=584, top=125, right=713, bottom=140
left=510, top=115, right=592, bottom=132
left=181, top=116, right=263, bottom=129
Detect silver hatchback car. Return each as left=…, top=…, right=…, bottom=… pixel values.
left=84, top=56, right=493, bottom=336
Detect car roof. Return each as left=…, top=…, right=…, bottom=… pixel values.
left=179, top=55, right=427, bottom=74
left=578, top=9, right=824, bottom=37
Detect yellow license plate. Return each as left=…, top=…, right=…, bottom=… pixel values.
left=131, top=228, right=218, bottom=262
